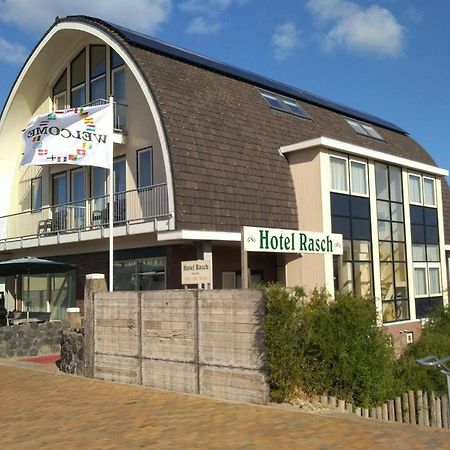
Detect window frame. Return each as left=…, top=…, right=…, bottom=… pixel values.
left=423, top=176, right=437, bottom=207
left=330, top=154, right=349, bottom=194
left=349, top=158, right=369, bottom=197
left=408, top=173, right=423, bottom=205
left=137, top=147, right=153, bottom=189
left=70, top=49, right=87, bottom=108
left=330, top=154, right=368, bottom=197
left=52, top=171, right=68, bottom=206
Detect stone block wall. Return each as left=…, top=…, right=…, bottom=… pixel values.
left=86, top=288, right=269, bottom=404
left=0, top=321, right=64, bottom=357
left=60, top=330, right=85, bottom=375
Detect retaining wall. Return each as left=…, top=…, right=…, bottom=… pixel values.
left=60, top=330, right=85, bottom=375
left=0, top=321, right=64, bottom=357
left=85, top=288, right=269, bottom=404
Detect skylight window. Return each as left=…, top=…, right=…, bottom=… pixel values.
left=260, top=91, right=310, bottom=119
left=346, top=118, right=384, bottom=140
left=260, top=92, right=284, bottom=110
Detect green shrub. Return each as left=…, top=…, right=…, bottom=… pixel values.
left=264, top=284, right=305, bottom=402
left=396, top=306, right=450, bottom=395
left=264, top=286, right=400, bottom=406
left=299, top=290, right=399, bottom=407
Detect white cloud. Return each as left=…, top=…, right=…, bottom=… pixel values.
left=180, top=0, right=250, bottom=15
left=306, top=0, right=404, bottom=57
left=0, top=0, right=172, bottom=34
left=186, top=17, right=222, bottom=34
left=0, top=36, right=28, bottom=65
left=271, top=22, right=300, bottom=61
left=180, top=0, right=250, bottom=35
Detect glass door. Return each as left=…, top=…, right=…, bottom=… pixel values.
left=113, top=158, right=126, bottom=222
left=71, top=168, right=86, bottom=229
left=91, top=167, right=107, bottom=225
left=52, top=172, right=68, bottom=231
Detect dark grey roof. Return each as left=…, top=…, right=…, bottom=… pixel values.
left=62, top=15, right=406, bottom=135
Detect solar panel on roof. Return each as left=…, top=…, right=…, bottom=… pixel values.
left=63, top=15, right=407, bottom=135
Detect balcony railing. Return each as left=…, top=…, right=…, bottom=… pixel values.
left=0, top=184, right=169, bottom=242
left=84, top=98, right=127, bottom=131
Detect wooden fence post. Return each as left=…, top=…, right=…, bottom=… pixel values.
left=441, top=396, right=449, bottom=429
left=417, top=390, right=424, bottom=425
left=436, top=397, right=442, bottom=428
left=388, top=400, right=395, bottom=422
left=431, top=392, right=437, bottom=427
left=402, top=392, right=410, bottom=423
left=395, top=396, right=402, bottom=423
left=423, top=393, right=430, bottom=427
left=382, top=404, right=388, bottom=421
left=408, top=390, right=416, bottom=424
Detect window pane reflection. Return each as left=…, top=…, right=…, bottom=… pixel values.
left=379, top=242, right=392, bottom=262
left=354, top=262, right=372, bottom=298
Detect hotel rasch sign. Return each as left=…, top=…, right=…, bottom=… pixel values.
left=243, top=226, right=343, bottom=255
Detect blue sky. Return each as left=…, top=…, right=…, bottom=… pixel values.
left=1, top=0, right=450, bottom=170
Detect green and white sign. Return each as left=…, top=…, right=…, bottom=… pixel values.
left=243, top=226, right=343, bottom=255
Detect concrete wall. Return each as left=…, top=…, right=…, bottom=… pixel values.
left=85, top=288, right=268, bottom=404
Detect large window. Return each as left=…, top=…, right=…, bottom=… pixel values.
left=71, top=49, right=86, bottom=108
left=113, top=157, right=126, bottom=222
left=376, top=163, right=409, bottom=322
left=114, top=257, right=166, bottom=291
left=411, top=204, right=442, bottom=318
left=112, top=49, right=125, bottom=129
left=331, top=192, right=373, bottom=298
left=53, top=46, right=126, bottom=130
left=409, top=173, right=436, bottom=207
left=90, top=45, right=106, bottom=101
left=137, top=148, right=153, bottom=188
left=330, top=155, right=367, bottom=196
left=53, top=70, right=67, bottom=110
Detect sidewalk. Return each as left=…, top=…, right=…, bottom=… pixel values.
left=0, top=360, right=449, bottom=449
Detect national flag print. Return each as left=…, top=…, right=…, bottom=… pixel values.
left=22, top=103, right=112, bottom=169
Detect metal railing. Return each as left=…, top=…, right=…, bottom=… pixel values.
left=0, top=184, right=168, bottom=242
left=83, top=98, right=127, bottom=131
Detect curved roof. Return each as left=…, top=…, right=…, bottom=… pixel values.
left=4, top=15, right=450, bottom=239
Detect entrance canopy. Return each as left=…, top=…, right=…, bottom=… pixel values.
left=0, top=256, right=75, bottom=276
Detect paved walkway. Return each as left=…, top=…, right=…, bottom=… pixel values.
left=0, top=360, right=449, bottom=449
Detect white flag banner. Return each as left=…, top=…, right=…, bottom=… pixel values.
left=21, top=103, right=113, bottom=169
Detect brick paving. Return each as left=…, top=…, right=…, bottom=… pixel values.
left=0, top=361, right=449, bottom=449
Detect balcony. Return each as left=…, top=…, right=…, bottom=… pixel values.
left=84, top=98, right=127, bottom=144
left=0, top=184, right=170, bottom=250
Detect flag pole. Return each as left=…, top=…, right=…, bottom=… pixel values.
left=109, top=95, right=114, bottom=292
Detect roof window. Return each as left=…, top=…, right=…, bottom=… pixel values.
left=346, top=118, right=384, bottom=140
left=260, top=91, right=310, bottom=119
